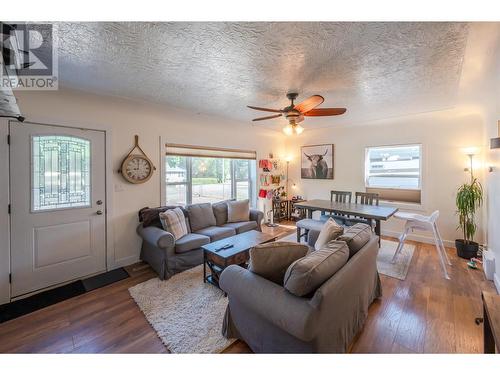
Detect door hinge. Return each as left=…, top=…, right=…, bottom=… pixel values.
left=8, top=204, right=11, bottom=214
left=9, top=273, right=11, bottom=284
left=7, top=134, right=10, bottom=145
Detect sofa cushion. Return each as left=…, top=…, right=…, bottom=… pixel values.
left=227, top=199, right=250, bottom=223
left=139, top=205, right=188, bottom=228
left=336, top=223, right=372, bottom=257
left=314, top=218, right=344, bottom=251
left=174, top=233, right=210, bottom=254
left=187, top=203, right=217, bottom=232
left=212, top=200, right=233, bottom=226
left=223, top=221, right=257, bottom=234
left=248, top=242, right=309, bottom=285
left=159, top=208, right=189, bottom=240
left=195, top=226, right=236, bottom=242
left=284, top=240, right=349, bottom=297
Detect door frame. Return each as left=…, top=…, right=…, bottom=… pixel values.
left=0, top=119, right=115, bottom=303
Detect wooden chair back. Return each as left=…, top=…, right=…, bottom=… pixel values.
left=355, top=192, right=379, bottom=206
left=330, top=190, right=352, bottom=204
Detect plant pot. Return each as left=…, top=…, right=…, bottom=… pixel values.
left=455, top=239, right=479, bottom=259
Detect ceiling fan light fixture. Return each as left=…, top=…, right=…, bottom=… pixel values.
left=283, top=123, right=293, bottom=135
left=249, top=93, right=346, bottom=133
left=283, top=122, right=304, bottom=136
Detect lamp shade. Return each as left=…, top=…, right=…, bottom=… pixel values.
left=491, top=137, right=500, bottom=149
left=283, top=124, right=293, bottom=135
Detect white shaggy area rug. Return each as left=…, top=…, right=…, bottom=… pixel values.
left=280, top=233, right=415, bottom=280
left=129, top=265, right=235, bottom=353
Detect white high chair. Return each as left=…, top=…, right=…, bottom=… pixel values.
left=392, top=210, right=451, bottom=280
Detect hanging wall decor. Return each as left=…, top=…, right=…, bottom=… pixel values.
left=301, top=144, right=334, bottom=179
left=119, top=135, right=156, bottom=184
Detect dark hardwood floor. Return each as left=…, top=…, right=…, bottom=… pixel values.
left=0, top=221, right=495, bottom=353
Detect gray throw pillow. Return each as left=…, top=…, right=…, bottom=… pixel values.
left=186, top=203, right=217, bottom=232
left=284, top=240, right=349, bottom=297
left=227, top=199, right=250, bottom=223
left=212, top=200, right=233, bottom=226
left=336, top=223, right=372, bottom=257
left=248, top=241, right=309, bottom=285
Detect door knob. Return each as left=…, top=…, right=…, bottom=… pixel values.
left=96, top=210, right=103, bottom=215
left=96, top=200, right=103, bottom=205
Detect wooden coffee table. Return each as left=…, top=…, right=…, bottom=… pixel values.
left=202, top=230, right=278, bottom=289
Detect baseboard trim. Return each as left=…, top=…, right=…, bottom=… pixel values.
left=111, top=255, right=140, bottom=269
left=494, top=273, right=500, bottom=294
left=381, top=229, right=455, bottom=248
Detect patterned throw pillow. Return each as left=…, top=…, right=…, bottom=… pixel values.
left=159, top=208, right=188, bottom=240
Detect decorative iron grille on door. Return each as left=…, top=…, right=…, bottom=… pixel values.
left=31, top=135, right=91, bottom=211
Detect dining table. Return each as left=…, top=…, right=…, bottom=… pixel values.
left=293, top=199, right=399, bottom=244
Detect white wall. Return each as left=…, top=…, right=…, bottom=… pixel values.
left=450, top=23, right=500, bottom=291
left=474, top=27, right=500, bottom=291
left=285, top=109, right=486, bottom=246
left=0, top=88, right=285, bottom=303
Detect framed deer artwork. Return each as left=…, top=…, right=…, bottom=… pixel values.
left=301, top=144, right=334, bottom=179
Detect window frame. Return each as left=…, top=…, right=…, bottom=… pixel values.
left=364, top=143, right=423, bottom=205
left=165, top=156, right=192, bottom=206
left=164, top=155, right=255, bottom=206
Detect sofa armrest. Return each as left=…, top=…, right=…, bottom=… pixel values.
left=136, top=224, right=175, bottom=250
left=219, top=265, right=317, bottom=341
left=249, top=209, right=264, bottom=231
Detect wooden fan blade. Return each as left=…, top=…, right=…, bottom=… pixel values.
left=252, top=114, right=282, bottom=121
left=294, top=95, right=324, bottom=113
left=304, top=108, right=347, bottom=116
left=247, top=105, right=282, bottom=113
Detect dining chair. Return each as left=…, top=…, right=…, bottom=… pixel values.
left=320, top=190, right=352, bottom=225
left=392, top=210, right=451, bottom=279
left=355, top=192, right=379, bottom=206
left=343, top=192, right=380, bottom=228
left=347, top=192, right=381, bottom=245
left=297, top=190, right=353, bottom=242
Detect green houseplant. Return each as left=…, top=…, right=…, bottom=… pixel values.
left=455, top=155, right=483, bottom=259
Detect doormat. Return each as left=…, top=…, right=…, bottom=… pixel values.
left=0, top=267, right=129, bottom=324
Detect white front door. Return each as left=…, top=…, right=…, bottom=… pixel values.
left=9, top=121, right=107, bottom=297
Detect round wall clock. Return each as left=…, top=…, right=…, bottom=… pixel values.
left=119, top=135, right=156, bottom=184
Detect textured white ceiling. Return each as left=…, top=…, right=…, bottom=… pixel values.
left=42, top=22, right=470, bottom=129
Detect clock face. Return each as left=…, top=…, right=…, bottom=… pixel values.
left=121, top=155, right=153, bottom=183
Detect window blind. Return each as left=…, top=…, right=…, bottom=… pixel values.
left=366, top=187, right=421, bottom=204
left=165, top=143, right=257, bottom=160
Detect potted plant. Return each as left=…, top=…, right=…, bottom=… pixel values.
left=455, top=166, right=483, bottom=259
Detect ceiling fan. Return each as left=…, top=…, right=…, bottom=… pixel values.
left=248, top=93, right=346, bottom=135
